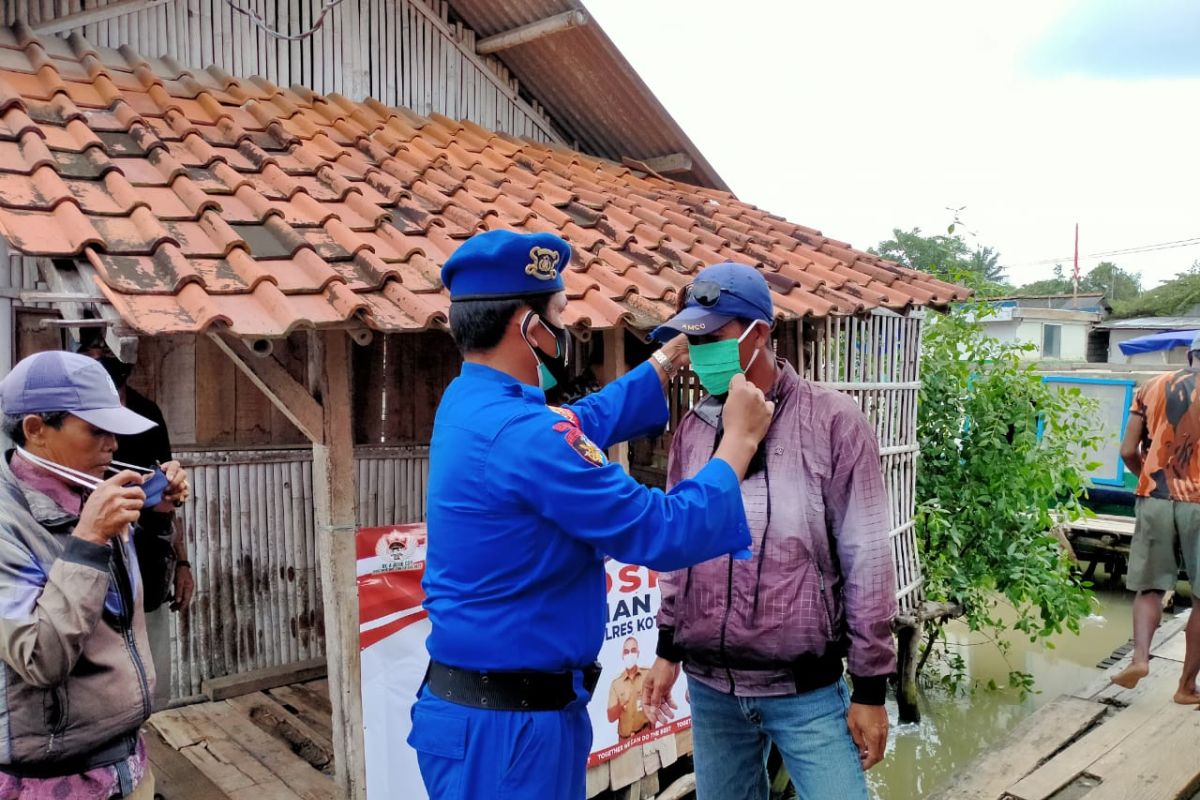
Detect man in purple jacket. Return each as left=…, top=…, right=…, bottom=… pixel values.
left=642, top=263, right=897, bottom=800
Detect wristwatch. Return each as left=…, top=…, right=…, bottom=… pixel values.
left=651, top=349, right=678, bottom=378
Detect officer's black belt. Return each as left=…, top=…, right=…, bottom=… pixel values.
left=426, top=660, right=602, bottom=711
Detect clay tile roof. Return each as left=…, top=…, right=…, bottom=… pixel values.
left=0, top=25, right=967, bottom=339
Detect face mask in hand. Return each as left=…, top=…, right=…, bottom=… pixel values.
left=687, top=320, right=764, bottom=395
left=15, top=449, right=166, bottom=543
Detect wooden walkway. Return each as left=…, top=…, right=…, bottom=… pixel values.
left=147, top=679, right=336, bottom=800
left=932, top=610, right=1199, bottom=800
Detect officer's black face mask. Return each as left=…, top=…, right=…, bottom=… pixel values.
left=520, top=312, right=571, bottom=391
left=536, top=319, right=571, bottom=388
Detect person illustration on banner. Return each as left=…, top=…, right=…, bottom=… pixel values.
left=607, top=637, right=651, bottom=739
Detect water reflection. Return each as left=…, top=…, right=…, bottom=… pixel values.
left=868, top=590, right=1135, bottom=799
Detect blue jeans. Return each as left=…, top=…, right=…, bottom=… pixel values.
left=688, top=676, right=868, bottom=800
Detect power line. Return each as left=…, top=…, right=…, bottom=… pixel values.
left=1000, top=235, right=1200, bottom=269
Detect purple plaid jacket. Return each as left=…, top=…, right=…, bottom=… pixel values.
left=658, top=361, right=898, bottom=701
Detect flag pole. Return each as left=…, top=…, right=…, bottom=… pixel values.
left=1073, top=223, right=1080, bottom=300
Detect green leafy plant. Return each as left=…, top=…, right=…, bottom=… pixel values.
left=914, top=290, right=1103, bottom=694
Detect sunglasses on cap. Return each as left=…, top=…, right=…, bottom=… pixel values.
left=683, top=281, right=772, bottom=318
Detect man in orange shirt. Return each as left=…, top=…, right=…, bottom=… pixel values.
left=1117, top=333, right=1200, bottom=704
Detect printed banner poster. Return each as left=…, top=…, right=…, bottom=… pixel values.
left=355, top=527, right=689, bottom=797
left=357, top=525, right=430, bottom=800
left=587, top=559, right=691, bottom=767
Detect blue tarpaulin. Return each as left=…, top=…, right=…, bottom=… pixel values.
left=1117, top=329, right=1200, bottom=356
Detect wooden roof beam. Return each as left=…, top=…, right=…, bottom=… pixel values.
left=623, top=153, right=694, bottom=176
left=475, top=10, right=589, bottom=55
left=34, top=257, right=138, bottom=363
left=206, top=331, right=325, bottom=446
left=30, top=0, right=171, bottom=35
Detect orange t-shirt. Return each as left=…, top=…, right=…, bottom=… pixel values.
left=1131, top=368, right=1200, bottom=502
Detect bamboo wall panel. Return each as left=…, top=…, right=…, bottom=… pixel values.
left=168, top=445, right=429, bottom=700
left=804, top=313, right=925, bottom=614
left=5, top=0, right=562, bottom=142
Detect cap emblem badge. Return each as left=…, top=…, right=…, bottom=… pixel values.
left=526, top=247, right=560, bottom=281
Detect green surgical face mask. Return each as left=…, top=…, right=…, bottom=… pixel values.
left=687, top=321, right=762, bottom=395
left=538, top=362, right=558, bottom=391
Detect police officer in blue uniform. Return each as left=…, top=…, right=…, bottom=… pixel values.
left=409, top=230, right=775, bottom=800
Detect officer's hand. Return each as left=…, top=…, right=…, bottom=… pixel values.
left=716, top=374, right=774, bottom=478
left=75, top=471, right=145, bottom=545
left=724, top=373, right=774, bottom=444
left=641, top=657, right=681, bottom=727
left=663, top=334, right=691, bottom=369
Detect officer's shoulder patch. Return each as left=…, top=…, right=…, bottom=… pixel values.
left=547, top=405, right=580, bottom=427
left=552, top=420, right=606, bottom=467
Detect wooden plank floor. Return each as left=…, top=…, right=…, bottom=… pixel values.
left=1066, top=514, right=1136, bottom=538
left=932, top=610, right=1200, bottom=800
left=148, top=678, right=336, bottom=800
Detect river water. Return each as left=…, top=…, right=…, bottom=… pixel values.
left=868, top=589, right=1137, bottom=799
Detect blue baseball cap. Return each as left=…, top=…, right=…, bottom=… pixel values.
left=652, top=262, right=774, bottom=341
left=0, top=351, right=156, bottom=435
left=442, top=229, right=570, bottom=301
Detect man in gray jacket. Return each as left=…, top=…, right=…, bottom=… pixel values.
left=642, top=263, right=896, bottom=800
left=0, top=351, right=190, bottom=799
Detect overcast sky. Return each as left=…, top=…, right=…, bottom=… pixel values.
left=585, top=0, right=1200, bottom=290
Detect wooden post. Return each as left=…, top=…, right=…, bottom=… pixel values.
left=895, top=620, right=922, bottom=724
left=601, top=327, right=629, bottom=468
left=0, top=240, right=12, bottom=376
left=311, top=330, right=367, bottom=799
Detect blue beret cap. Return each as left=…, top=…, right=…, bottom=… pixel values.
left=441, top=230, right=570, bottom=301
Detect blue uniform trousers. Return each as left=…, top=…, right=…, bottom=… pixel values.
left=410, top=689, right=592, bottom=800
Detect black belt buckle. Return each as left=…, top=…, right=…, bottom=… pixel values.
left=582, top=661, right=602, bottom=695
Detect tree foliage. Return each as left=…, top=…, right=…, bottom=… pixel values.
left=1014, top=261, right=1142, bottom=302
left=916, top=293, right=1102, bottom=693
left=1085, top=261, right=1142, bottom=302
left=1111, top=260, right=1200, bottom=318
left=872, top=228, right=1010, bottom=295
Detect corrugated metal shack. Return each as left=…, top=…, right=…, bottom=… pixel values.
left=0, top=2, right=968, bottom=796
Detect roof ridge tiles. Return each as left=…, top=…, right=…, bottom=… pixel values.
left=346, top=249, right=404, bottom=291
left=14, top=128, right=54, bottom=170
left=1, top=104, right=37, bottom=139
left=331, top=168, right=387, bottom=205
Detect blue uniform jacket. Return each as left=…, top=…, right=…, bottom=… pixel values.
left=423, top=361, right=752, bottom=673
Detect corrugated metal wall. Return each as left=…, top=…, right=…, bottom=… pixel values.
left=170, top=446, right=428, bottom=700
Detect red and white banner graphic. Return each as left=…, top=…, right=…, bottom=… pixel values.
left=356, top=527, right=687, bottom=796
left=357, top=525, right=430, bottom=800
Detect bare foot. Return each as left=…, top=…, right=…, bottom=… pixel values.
left=1175, top=686, right=1200, bottom=706
left=1111, top=662, right=1150, bottom=690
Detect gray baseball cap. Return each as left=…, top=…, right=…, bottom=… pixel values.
left=0, top=351, right=156, bottom=435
